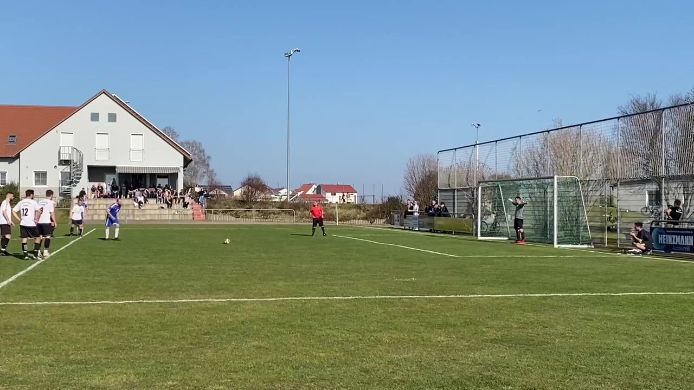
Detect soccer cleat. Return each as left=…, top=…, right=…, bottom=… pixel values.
left=25, top=253, right=36, bottom=260
left=0, top=251, right=7, bottom=256
left=43, top=250, right=50, bottom=258
left=323, top=232, right=327, bottom=236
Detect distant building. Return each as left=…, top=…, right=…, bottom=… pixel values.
left=317, top=184, right=359, bottom=204
left=0, top=90, right=192, bottom=198
left=293, top=182, right=358, bottom=203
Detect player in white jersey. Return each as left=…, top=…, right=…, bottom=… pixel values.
left=0, top=191, right=15, bottom=256
left=12, top=189, right=42, bottom=260
left=69, top=197, right=85, bottom=237
left=37, top=190, right=57, bottom=258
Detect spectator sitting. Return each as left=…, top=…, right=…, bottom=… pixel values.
left=438, top=202, right=450, bottom=217
left=426, top=200, right=438, bottom=216
left=628, top=222, right=653, bottom=255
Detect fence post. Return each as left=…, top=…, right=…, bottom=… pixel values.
left=660, top=109, right=667, bottom=220
left=453, top=149, right=457, bottom=216
left=578, top=125, right=583, bottom=179
left=604, top=181, right=608, bottom=246
left=494, top=141, right=498, bottom=180
left=616, top=118, right=621, bottom=248
left=546, top=131, right=551, bottom=175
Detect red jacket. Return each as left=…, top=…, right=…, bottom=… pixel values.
left=310, top=205, right=324, bottom=219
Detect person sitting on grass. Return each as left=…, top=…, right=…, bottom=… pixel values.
left=628, top=222, right=653, bottom=255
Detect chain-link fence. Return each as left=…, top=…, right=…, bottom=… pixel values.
left=438, top=102, right=694, bottom=247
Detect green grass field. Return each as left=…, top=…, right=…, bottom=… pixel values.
left=1, top=224, right=693, bottom=389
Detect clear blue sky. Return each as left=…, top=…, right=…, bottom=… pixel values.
left=1, top=1, right=692, bottom=196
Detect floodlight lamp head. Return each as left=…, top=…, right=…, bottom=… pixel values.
left=284, top=48, right=301, bottom=57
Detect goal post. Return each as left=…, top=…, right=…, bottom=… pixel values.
left=477, top=176, right=593, bottom=247
left=477, top=183, right=511, bottom=240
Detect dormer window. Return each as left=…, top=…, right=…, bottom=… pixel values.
left=7, top=135, right=16, bottom=144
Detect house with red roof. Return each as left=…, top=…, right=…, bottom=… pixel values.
left=293, top=182, right=358, bottom=203
left=317, top=184, right=359, bottom=204
left=0, top=90, right=192, bottom=198
left=293, top=183, right=324, bottom=202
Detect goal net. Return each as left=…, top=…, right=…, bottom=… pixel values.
left=477, top=176, right=592, bottom=247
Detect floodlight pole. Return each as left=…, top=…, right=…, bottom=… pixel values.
left=284, top=48, right=301, bottom=201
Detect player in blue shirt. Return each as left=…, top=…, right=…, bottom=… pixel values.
left=105, top=198, right=121, bottom=240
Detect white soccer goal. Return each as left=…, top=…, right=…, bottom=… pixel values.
left=477, top=176, right=593, bottom=248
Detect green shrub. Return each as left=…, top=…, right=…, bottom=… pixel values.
left=0, top=182, right=19, bottom=200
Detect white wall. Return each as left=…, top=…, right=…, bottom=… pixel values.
left=19, top=93, right=186, bottom=196
left=0, top=158, right=19, bottom=187
left=323, top=192, right=358, bottom=204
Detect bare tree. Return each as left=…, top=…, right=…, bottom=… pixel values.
left=239, top=175, right=269, bottom=203
left=403, top=154, right=438, bottom=205
left=161, top=126, right=180, bottom=141
left=160, top=126, right=218, bottom=188
left=617, top=92, right=694, bottom=218
left=664, top=90, right=694, bottom=218
left=180, top=139, right=217, bottom=187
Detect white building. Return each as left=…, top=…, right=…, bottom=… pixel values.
left=0, top=90, right=192, bottom=197
left=316, top=184, right=358, bottom=204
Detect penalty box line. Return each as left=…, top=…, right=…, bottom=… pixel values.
left=1, top=291, right=693, bottom=306
left=332, top=234, right=610, bottom=258
left=0, top=228, right=96, bottom=290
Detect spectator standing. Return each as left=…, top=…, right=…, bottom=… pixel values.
left=667, top=199, right=683, bottom=225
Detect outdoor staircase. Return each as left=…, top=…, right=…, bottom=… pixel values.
left=59, top=146, right=84, bottom=198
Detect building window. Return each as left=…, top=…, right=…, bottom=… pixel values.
left=7, top=135, right=16, bottom=144
left=108, top=113, right=117, bottom=122
left=647, top=189, right=662, bottom=206
left=130, top=133, right=144, bottom=162
left=90, top=112, right=100, bottom=122
left=95, top=133, right=109, bottom=160
left=0, top=172, right=6, bottom=186
left=34, top=171, right=47, bottom=186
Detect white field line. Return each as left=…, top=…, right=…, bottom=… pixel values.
left=0, top=228, right=95, bottom=290
left=1, top=291, right=693, bottom=306
left=333, top=234, right=611, bottom=258
left=333, top=234, right=461, bottom=257
left=349, top=225, right=694, bottom=264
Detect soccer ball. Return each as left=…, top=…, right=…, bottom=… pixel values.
left=223, top=238, right=230, bottom=245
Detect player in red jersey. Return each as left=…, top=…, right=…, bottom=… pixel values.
left=310, top=201, right=327, bottom=237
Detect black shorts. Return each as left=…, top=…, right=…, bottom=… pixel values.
left=20, top=226, right=40, bottom=239
left=38, top=223, right=54, bottom=237
left=0, top=224, right=10, bottom=236
left=71, top=219, right=83, bottom=226
left=312, top=218, right=324, bottom=228
left=514, top=218, right=524, bottom=230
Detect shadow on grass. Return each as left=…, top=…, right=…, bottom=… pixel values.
left=290, top=233, right=313, bottom=237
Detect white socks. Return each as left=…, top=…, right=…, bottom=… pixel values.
left=105, top=227, right=119, bottom=239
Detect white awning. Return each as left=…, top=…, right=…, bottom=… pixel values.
left=116, top=166, right=180, bottom=174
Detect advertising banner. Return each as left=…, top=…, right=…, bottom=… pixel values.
left=651, top=227, right=694, bottom=253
